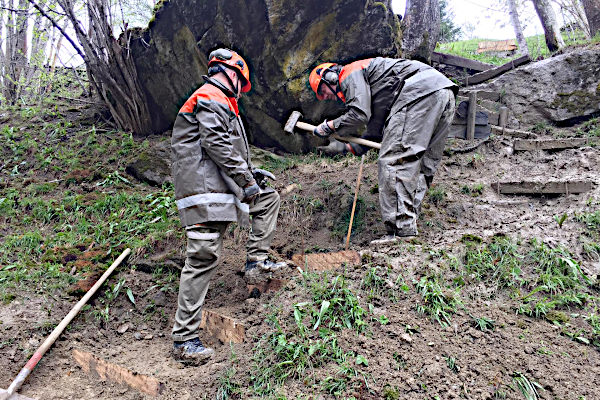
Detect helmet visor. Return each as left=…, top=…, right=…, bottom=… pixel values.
left=209, top=48, right=233, bottom=61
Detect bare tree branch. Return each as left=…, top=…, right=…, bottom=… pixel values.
left=26, top=0, right=85, bottom=60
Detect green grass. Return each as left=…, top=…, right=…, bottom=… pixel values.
left=414, top=274, right=459, bottom=326
left=0, top=103, right=183, bottom=304
left=436, top=30, right=591, bottom=65
left=250, top=271, right=370, bottom=396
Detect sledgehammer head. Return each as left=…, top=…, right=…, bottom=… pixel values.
left=284, top=111, right=303, bottom=134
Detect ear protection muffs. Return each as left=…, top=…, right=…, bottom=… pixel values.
left=322, top=70, right=339, bottom=86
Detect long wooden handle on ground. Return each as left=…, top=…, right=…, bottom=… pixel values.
left=2, top=248, right=131, bottom=399
left=295, top=121, right=381, bottom=149
left=345, top=155, right=365, bottom=251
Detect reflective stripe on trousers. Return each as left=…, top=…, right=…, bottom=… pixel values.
left=172, top=191, right=281, bottom=342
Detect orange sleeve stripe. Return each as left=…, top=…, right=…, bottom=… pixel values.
left=339, top=58, right=373, bottom=85
left=178, top=85, right=239, bottom=116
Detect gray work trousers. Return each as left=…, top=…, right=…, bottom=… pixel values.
left=378, top=88, right=455, bottom=235
left=172, top=190, right=280, bottom=342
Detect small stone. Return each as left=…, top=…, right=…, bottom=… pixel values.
left=144, top=334, right=153, bottom=340
left=152, top=291, right=167, bottom=307
left=428, top=342, right=435, bottom=346
left=117, top=323, right=129, bottom=334
left=400, top=333, right=412, bottom=343
left=524, top=346, right=534, bottom=354
left=134, top=333, right=144, bottom=340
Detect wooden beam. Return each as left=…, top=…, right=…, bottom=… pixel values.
left=513, top=138, right=588, bottom=151
left=199, top=309, right=245, bottom=343
left=499, top=107, right=508, bottom=129
left=467, top=92, right=477, bottom=141
left=491, top=125, right=537, bottom=138
left=431, top=52, right=494, bottom=72
left=458, top=91, right=503, bottom=102
left=72, top=349, right=165, bottom=397
left=491, top=181, right=592, bottom=195
left=463, top=55, right=531, bottom=86
left=291, top=250, right=360, bottom=272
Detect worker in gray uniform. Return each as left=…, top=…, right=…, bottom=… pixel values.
left=309, top=58, right=458, bottom=241
left=171, top=48, right=285, bottom=364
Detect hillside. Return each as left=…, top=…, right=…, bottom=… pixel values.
left=1, top=91, right=599, bottom=399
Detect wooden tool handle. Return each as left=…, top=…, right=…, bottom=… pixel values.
left=5, top=248, right=131, bottom=397
left=346, top=155, right=365, bottom=251
left=295, top=121, right=381, bottom=150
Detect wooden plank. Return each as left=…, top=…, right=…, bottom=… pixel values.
left=291, top=250, right=360, bottom=272
left=467, top=92, right=477, bottom=141
left=513, top=138, right=588, bottom=151
left=463, top=55, right=531, bottom=86
left=499, top=107, right=508, bottom=128
left=458, top=91, right=502, bottom=102
left=491, top=181, right=592, bottom=195
left=477, top=39, right=517, bottom=53
left=247, top=278, right=288, bottom=295
left=199, top=309, right=245, bottom=343
left=431, top=52, right=494, bottom=72
left=72, top=349, right=165, bottom=397
left=491, top=125, right=537, bottom=138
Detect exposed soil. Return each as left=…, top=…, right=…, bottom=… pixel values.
left=1, top=106, right=600, bottom=400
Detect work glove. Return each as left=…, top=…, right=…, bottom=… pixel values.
left=252, top=168, right=276, bottom=186
left=242, top=181, right=260, bottom=204
left=316, top=140, right=349, bottom=157
left=313, top=120, right=334, bottom=138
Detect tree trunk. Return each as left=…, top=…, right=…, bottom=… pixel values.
left=21, top=0, right=50, bottom=100
left=581, top=0, right=600, bottom=37
left=0, top=0, right=7, bottom=93
left=402, top=0, right=440, bottom=64
left=507, top=0, right=530, bottom=56
left=532, top=0, right=565, bottom=51
left=3, top=0, right=28, bottom=102
left=7, top=0, right=29, bottom=103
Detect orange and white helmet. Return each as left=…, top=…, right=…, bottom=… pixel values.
left=208, top=48, right=251, bottom=93
left=309, top=62, right=339, bottom=100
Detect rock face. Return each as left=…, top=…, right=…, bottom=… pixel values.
left=131, top=0, right=401, bottom=153
left=125, top=139, right=171, bottom=186
left=476, top=47, right=600, bottom=127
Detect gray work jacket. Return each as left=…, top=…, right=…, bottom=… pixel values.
left=332, top=57, right=458, bottom=140
left=171, top=81, right=254, bottom=228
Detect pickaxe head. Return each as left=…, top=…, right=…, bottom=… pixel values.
left=284, top=111, right=303, bottom=134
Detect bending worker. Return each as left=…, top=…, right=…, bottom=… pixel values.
left=309, top=57, right=458, bottom=241
left=171, top=48, right=285, bottom=364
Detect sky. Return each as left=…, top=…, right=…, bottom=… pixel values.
left=391, top=0, right=554, bottom=40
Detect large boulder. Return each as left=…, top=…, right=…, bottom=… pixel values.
left=131, top=0, right=402, bottom=153
left=475, top=46, right=600, bottom=127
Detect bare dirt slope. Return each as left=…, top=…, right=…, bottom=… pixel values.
left=1, top=104, right=599, bottom=400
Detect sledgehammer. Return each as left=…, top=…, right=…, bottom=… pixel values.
left=284, top=111, right=381, bottom=150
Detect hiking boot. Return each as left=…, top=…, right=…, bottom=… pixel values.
left=244, top=259, right=286, bottom=283
left=172, top=338, right=214, bottom=365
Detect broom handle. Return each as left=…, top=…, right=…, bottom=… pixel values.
left=5, top=248, right=131, bottom=397
left=345, top=155, right=365, bottom=251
